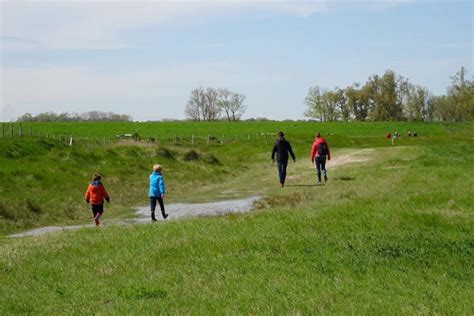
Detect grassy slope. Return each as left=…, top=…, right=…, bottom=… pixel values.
left=0, top=120, right=466, bottom=235
left=1, top=129, right=473, bottom=313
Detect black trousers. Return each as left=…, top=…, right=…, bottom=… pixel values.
left=150, top=197, right=166, bottom=217
left=315, top=156, right=327, bottom=181
left=91, top=204, right=104, bottom=218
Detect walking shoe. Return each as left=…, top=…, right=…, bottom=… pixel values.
left=151, top=213, right=157, bottom=221
left=324, top=175, right=328, bottom=182
left=163, top=214, right=169, bottom=219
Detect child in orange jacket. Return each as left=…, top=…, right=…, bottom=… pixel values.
left=85, top=174, right=110, bottom=226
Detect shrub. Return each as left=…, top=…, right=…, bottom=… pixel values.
left=183, top=149, right=200, bottom=161
left=152, top=147, right=175, bottom=160
left=26, top=199, right=42, bottom=214
left=204, top=154, right=220, bottom=165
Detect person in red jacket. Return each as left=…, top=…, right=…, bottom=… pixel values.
left=310, top=132, right=331, bottom=183
left=85, top=174, right=110, bottom=226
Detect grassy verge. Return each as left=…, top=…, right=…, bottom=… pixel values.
left=1, top=140, right=472, bottom=313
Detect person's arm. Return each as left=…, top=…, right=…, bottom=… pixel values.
left=326, top=141, right=331, bottom=160
left=159, top=176, right=165, bottom=198
left=310, top=142, right=317, bottom=162
left=271, top=142, right=277, bottom=160
left=85, top=186, right=91, bottom=203
left=102, top=185, right=110, bottom=203
left=288, top=142, right=296, bottom=161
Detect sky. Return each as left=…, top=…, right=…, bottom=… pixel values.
left=0, top=0, right=472, bottom=122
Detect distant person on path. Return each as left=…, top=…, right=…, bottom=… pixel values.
left=310, top=132, right=331, bottom=183
left=85, top=174, right=110, bottom=226
left=149, top=164, right=168, bottom=221
left=271, top=131, right=296, bottom=187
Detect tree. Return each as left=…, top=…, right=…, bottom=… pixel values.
left=202, top=88, right=220, bottom=121
left=405, top=85, right=430, bottom=121
left=217, top=88, right=233, bottom=122
left=345, top=83, right=370, bottom=121
left=229, top=93, right=247, bottom=121
left=185, top=87, right=205, bottom=121
left=304, top=86, right=325, bottom=121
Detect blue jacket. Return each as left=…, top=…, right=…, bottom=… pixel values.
left=149, top=172, right=165, bottom=197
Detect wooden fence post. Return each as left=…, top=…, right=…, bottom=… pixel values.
left=221, top=134, right=225, bottom=145
left=69, top=135, right=73, bottom=146
left=191, top=134, right=194, bottom=146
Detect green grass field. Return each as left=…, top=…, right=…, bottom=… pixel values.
left=0, top=121, right=473, bottom=313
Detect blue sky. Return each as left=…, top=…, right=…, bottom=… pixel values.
left=1, top=0, right=472, bottom=121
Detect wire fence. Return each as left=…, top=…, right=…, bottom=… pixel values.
left=0, top=123, right=278, bottom=147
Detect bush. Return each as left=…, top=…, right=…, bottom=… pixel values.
left=204, top=154, right=220, bottom=165
left=26, top=199, right=42, bottom=214
left=152, top=147, right=175, bottom=160
left=183, top=149, right=200, bottom=161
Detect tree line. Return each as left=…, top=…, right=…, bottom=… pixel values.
left=16, top=111, right=133, bottom=122
left=304, top=67, right=474, bottom=122
left=185, top=87, right=247, bottom=122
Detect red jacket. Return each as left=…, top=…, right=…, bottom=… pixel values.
left=310, top=137, right=331, bottom=161
left=85, top=181, right=109, bottom=205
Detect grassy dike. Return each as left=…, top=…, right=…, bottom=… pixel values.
left=1, top=134, right=473, bottom=313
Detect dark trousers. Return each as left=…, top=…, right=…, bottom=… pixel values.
left=315, top=156, right=327, bottom=181
left=277, top=160, right=288, bottom=184
left=91, top=204, right=104, bottom=218
left=150, top=196, right=166, bottom=219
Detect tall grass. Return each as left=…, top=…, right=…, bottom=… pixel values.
left=0, top=141, right=472, bottom=313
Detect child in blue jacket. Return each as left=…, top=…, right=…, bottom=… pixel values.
left=149, top=164, right=169, bottom=221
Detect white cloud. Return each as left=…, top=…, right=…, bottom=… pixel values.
left=1, top=0, right=329, bottom=51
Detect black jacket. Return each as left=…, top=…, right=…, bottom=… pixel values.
left=271, top=138, right=296, bottom=162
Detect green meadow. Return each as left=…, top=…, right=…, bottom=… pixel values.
left=0, top=121, right=473, bottom=314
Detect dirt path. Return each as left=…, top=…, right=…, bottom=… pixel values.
left=9, top=149, right=375, bottom=238
left=9, top=197, right=261, bottom=238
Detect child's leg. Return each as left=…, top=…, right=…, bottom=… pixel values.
left=157, top=197, right=168, bottom=218
left=92, top=204, right=103, bottom=225
left=150, top=197, right=157, bottom=221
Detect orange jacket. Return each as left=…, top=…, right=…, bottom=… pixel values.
left=85, top=181, right=109, bottom=205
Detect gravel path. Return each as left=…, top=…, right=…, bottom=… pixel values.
left=9, top=196, right=261, bottom=238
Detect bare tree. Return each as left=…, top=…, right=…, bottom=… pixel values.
left=202, top=87, right=220, bottom=121
left=185, top=87, right=205, bottom=121
left=229, top=93, right=246, bottom=121
left=217, top=88, right=233, bottom=121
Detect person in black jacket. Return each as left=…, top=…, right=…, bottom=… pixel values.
left=271, top=131, right=296, bottom=187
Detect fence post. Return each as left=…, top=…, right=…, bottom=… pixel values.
left=69, top=135, right=73, bottom=146
left=248, top=134, right=250, bottom=140
left=191, top=134, right=195, bottom=146
left=103, top=138, right=106, bottom=146
left=221, top=134, right=225, bottom=145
